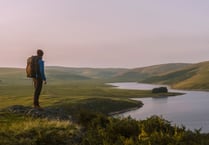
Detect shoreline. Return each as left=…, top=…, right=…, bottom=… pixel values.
left=108, top=92, right=179, bottom=116
left=108, top=91, right=184, bottom=117
left=108, top=101, right=143, bottom=116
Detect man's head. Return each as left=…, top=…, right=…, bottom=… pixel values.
left=37, top=49, right=44, bottom=57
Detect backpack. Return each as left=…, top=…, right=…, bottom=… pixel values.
left=26, top=56, right=40, bottom=78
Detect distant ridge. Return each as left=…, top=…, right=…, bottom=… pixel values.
left=0, top=60, right=209, bottom=90
left=113, top=61, right=209, bottom=90
left=112, top=63, right=191, bottom=82
left=46, top=66, right=128, bottom=79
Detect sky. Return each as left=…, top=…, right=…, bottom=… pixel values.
left=0, top=0, right=209, bottom=68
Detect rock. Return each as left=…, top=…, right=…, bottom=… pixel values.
left=152, top=87, right=168, bottom=93
left=7, top=105, right=71, bottom=120
left=8, top=105, right=32, bottom=114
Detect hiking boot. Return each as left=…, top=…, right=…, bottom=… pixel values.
left=34, top=105, right=44, bottom=110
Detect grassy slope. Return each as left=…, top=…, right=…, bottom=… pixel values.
left=142, top=65, right=198, bottom=85
left=172, top=61, right=209, bottom=89
left=140, top=61, right=209, bottom=90
left=0, top=80, right=178, bottom=113
left=112, top=61, right=209, bottom=90
left=0, top=66, right=127, bottom=83
left=46, top=66, right=128, bottom=79
left=132, top=63, right=190, bottom=75
left=112, top=63, right=191, bottom=82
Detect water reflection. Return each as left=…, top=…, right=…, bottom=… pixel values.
left=151, top=97, right=168, bottom=103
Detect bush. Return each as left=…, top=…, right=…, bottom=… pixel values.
left=79, top=113, right=209, bottom=145
left=110, top=117, right=140, bottom=138
left=2, top=112, right=209, bottom=145
left=77, top=109, right=109, bottom=128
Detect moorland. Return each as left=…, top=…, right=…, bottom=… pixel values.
left=1, top=60, right=209, bottom=145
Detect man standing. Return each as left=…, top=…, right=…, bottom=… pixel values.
left=33, top=49, right=47, bottom=108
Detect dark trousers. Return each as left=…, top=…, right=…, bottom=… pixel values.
left=33, top=78, right=43, bottom=106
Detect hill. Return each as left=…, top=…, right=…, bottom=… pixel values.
left=1, top=61, right=209, bottom=90
left=114, top=61, right=209, bottom=90
left=0, top=67, right=127, bottom=85
left=0, top=67, right=91, bottom=85
left=112, top=63, right=191, bottom=82
left=46, top=66, right=127, bottom=79
left=0, top=68, right=28, bottom=85
left=169, top=61, right=209, bottom=89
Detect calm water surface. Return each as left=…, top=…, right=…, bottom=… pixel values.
left=109, top=82, right=209, bottom=133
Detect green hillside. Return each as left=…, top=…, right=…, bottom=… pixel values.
left=171, top=61, right=209, bottom=89
left=1, top=61, right=208, bottom=90
left=46, top=66, right=127, bottom=79
left=113, top=63, right=191, bottom=82
left=112, top=61, right=209, bottom=90
left=140, top=61, right=209, bottom=90
left=0, top=67, right=91, bottom=85
left=0, top=67, right=128, bottom=86
left=0, top=68, right=28, bottom=85
left=141, top=66, right=198, bottom=85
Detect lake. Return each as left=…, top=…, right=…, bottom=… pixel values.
left=109, top=82, right=209, bottom=133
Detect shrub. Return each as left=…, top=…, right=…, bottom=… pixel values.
left=110, top=117, right=140, bottom=138
left=0, top=118, right=81, bottom=145
left=2, top=112, right=209, bottom=145
left=79, top=113, right=209, bottom=145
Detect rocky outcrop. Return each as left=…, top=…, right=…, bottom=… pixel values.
left=152, top=87, right=168, bottom=93
left=7, top=105, right=71, bottom=120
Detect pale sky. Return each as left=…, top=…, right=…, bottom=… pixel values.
left=0, top=0, right=209, bottom=68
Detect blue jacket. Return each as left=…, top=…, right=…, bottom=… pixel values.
left=38, top=59, right=46, bottom=81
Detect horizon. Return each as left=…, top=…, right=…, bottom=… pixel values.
left=1, top=60, right=208, bottom=70
left=1, top=0, right=209, bottom=68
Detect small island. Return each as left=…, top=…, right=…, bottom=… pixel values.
left=152, top=87, right=168, bottom=93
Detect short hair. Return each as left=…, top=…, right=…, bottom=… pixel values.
left=37, top=49, right=44, bottom=56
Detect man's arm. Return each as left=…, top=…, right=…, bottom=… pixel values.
left=39, top=60, right=46, bottom=83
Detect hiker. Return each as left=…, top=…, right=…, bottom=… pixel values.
left=27, top=49, right=47, bottom=108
